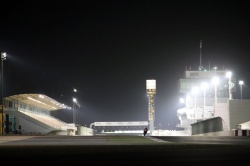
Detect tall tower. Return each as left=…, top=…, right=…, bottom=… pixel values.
left=146, top=79, right=156, bottom=135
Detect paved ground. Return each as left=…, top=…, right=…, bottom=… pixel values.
left=0, top=135, right=250, bottom=165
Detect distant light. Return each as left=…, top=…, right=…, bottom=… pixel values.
left=226, top=71, right=232, bottom=78
left=212, top=77, right=219, bottom=85
left=180, top=98, right=185, bottom=103
left=201, top=82, right=208, bottom=90
left=74, top=88, right=77, bottom=92
left=212, top=66, right=218, bottom=71
left=239, top=80, right=244, bottom=85
left=186, top=94, right=190, bottom=99
left=192, top=87, right=199, bottom=94
left=1, top=52, right=7, bottom=59
left=73, top=98, right=77, bottom=103
left=39, top=94, right=44, bottom=98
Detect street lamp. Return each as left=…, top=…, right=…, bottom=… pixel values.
left=1, top=52, right=6, bottom=135
left=212, top=77, right=219, bottom=104
left=226, top=71, right=232, bottom=100
left=239, top=80, right=244, bottom=99
left=201, top=82, right=208, bottom=118
left=73, top=88, right=79, bottom=123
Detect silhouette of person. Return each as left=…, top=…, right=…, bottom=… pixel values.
left=143, top=127, right=148, bottom=136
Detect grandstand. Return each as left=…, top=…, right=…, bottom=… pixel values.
left=2, top=94, right=77, bottom=135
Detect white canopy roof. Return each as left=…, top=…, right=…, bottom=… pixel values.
left=4, top=94, right=69, bottom=111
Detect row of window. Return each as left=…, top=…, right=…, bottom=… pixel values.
left=4, top=100, right=50, bottom=115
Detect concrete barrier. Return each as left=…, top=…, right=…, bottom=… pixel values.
left=234, top=130, right=250, bottom=136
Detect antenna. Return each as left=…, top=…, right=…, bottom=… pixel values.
left=198, top=40, right=203, bottom=70
left=200, top=40, right=202, bottom=67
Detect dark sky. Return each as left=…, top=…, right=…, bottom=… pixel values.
left=0, top=0, right=249, bottom=129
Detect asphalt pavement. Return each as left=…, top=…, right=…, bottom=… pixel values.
left=0, top=135, right=250, bottom=165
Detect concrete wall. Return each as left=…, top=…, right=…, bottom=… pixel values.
left=237, top=121, right=250, bottom=130
left=215, top=103, right=229, bottom=130
left=191, top=117, right=223, bottom=135
left=234, top=130, right=250, bottom=136
left=193, top=130, right=235, bottom=136
left=19, top=117, right=50, bottom=135
left=77, top=126, right=94, bottom=136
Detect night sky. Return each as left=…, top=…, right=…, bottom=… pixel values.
left=0, top=0, right=249, bottom=129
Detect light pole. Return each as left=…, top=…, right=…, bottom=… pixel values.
left=239, top=80, right=244, bottom=99
left=212, top=77, right=219, bottom=104
left=226, top=71, right=232, bottom=100
left=72, top=88, right=79, bottom=124
left=72, top=97, right=77, bottom=124
left=201, top=82, right=208, bottom=118
left=1, top=52, right=6, bottom=135
left=192, top=87, right=199, bottom=108
left=192, top=86, right=199, bottom=119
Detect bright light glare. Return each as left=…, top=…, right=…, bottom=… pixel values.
left=1, top=52, right=7, bottom=59
left=192, top=87, right=199, bottom=94
left=212, top=77, right=219, bottom=85
left=73, top=98, right=77, bottom=103
left=226, top=71, right=232, bottom=78
left=201, top=82, right=208, bottom=90
left=39, top=94, right=44, bottom=98
left=180, top=98, right=185, bottom=103
left=239, top=80, right=244, bottom=85
left=28, top=97, right=56, bottom=109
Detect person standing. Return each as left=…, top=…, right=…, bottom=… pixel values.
left=143, top=127, right=148, bottom=136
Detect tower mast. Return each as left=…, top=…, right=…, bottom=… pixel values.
left=199, top=40, right=203, bottom=70
left=200, top=40, right=202, bottom=67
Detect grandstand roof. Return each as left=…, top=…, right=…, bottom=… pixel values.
left=4, top=94, right=69, bottom=111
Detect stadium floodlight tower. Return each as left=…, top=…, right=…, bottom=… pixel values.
left=146, top=79, right=156, bottom=135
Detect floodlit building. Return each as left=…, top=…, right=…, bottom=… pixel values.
left=177, top=68, right=250, bottom=136
left=2, top=94, right=77, bottom=135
